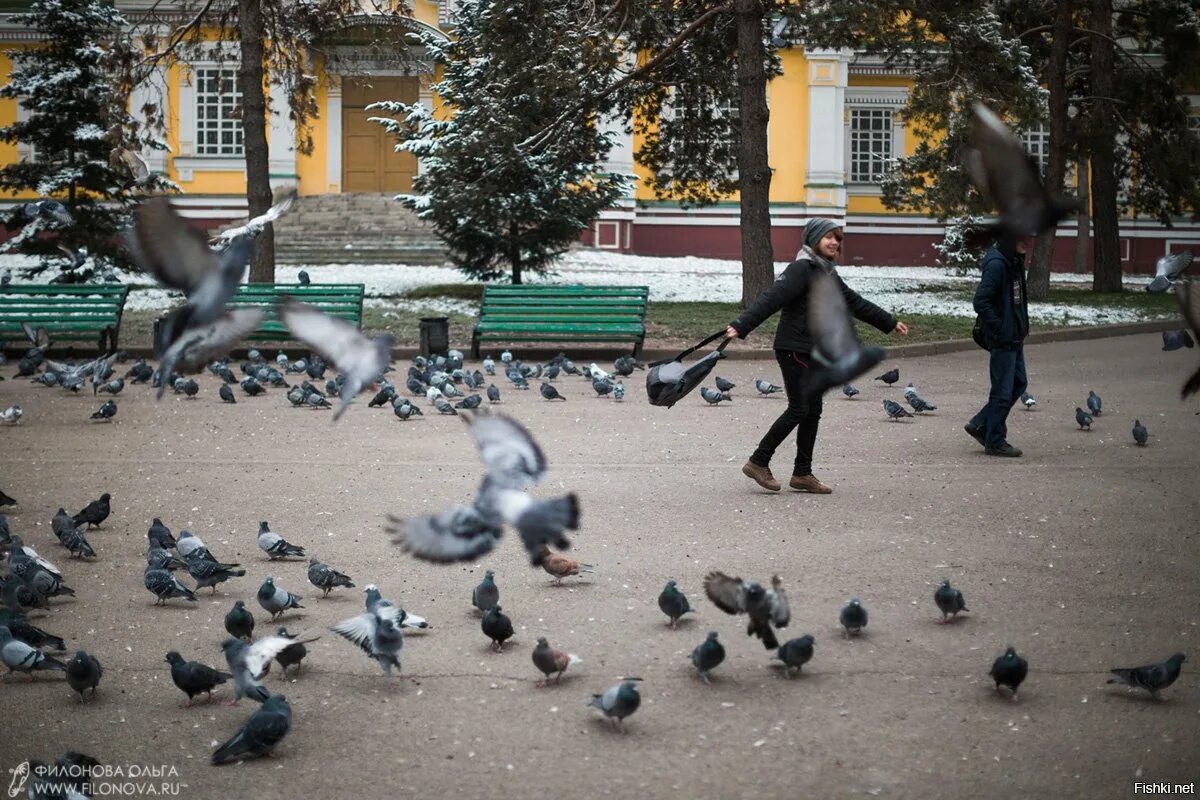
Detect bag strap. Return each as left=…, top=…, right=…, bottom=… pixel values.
left=675, top=329, right=731, bottom=361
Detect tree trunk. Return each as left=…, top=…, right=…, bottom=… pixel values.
left=239, top=0, right=275, bottom=283
left=509, top=226, right=522, bottom=285
left=1089, top=0, right=1122, bottom=292
left=1073, top=159, right=1090, bottom=273
left=1028, top=0, right=1073, bottom=301
left=735, top=0, right=774, bottom=307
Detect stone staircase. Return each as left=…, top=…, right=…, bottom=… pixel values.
left=267, top=193, right=449, bottom=265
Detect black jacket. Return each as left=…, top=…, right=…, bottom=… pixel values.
left=973, top=245, right=1030, bottom=348
left=730, top=250, right=898, bottom=352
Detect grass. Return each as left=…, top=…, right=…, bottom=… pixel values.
left=403, top=283, right=485, bottom=301
left=925, top=284, right=1178, bottom=315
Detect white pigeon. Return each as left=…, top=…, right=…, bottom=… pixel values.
left=210, top=187, right=298, bottom=248
left=426, top=385, right=445, bottom=404
left=0, top=405, right=22, bottom=425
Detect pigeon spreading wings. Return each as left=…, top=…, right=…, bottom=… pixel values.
left=384, top=408, right=580, bottom=566
left=211, top=187, right=298, bottom=248
left=44, top=351, right=118, bottom=383
left=1175, top=280, right=1200, bottom=397
left=157, top=309, right=266, bottom=399
left=1147, top=251, right=1194, bottom=294
left=703, top=571, right=790, bottom=649
left=20, top=321, right=50, bottom=350
left=806, top=271, right=887, bottom=398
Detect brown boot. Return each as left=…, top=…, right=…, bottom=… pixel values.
left=742, top=461, right=780, bottom=492
left=789, top=474, right=832, bottom=494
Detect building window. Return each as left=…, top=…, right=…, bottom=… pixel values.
left=1021, top=124, right=1050, bottom=173
left=194, top=67, right=243, bottom=156
left=848, top=108, right=894, bottom=183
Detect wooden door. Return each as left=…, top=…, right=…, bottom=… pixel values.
left=342, top=77, right=419, bottom=193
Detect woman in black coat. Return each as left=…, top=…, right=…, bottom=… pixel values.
left=726, top=218, right=908, bottom=493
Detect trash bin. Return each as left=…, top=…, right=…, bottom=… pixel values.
left=419, top=316, right=450, bottom=357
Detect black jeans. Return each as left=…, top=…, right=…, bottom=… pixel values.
left=969, top=344, right=1027, bottom=448
left=749, top=350, right=823, bottom=476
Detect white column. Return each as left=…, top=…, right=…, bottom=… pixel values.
left=129, top=61, right=169, bottom=173
left=415, top=81, right=434, bottom=178
left=804, top=47, right=851, bottom=213
left=268, top=78, right=297, bottom=188
left=326, top=75, right=342, bottom=193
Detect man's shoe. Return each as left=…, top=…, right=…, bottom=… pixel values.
left=742, top=461, right=781, bottom=492
left=984, top=442, right=1023, bottom=457
left=964, top=423, right=986, bottom=448
left=789, top=474, right=832, bottom=494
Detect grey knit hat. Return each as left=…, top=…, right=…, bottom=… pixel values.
left=803, top=217, right=842, bottom=249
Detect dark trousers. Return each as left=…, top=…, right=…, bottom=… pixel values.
left=970, top=344, right=1027, bottom=448
left=749, top=350, right=823, bottom=476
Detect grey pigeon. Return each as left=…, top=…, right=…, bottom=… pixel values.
left=96, top=377, right=124, bottom=395
left=394, top=400, right=416, bottom=421
left=0, top=609, right=64, bottom=651
left=754, top=378, right=783, bottom=395
left=224, top=600, right=255, bottom=641
left=842, top=383, right=859, bottom=399
left=1161, top=329, right=1195, bottom=351
left=174, top=377, right=200, bottom=397
left=186, top=552, right=245, bottom=593
left=166, top=650, right=232, bottom=705
left=331, top=606, right=406, bottom=676
left=690, top=631, right=725, bottom=683
left=144, top=565, right=197, bottom=605
left=60, top=525, right=96, bottom=559
left=1087, top=390, right=1102, bottom=416
left=90, top=399, right=117, bottom=421
left=219, top=383, right=236, bottom=403
left=65, top=649, right=102, bottom=700
left=839, top=597, right=868, bottom=635
left=307, top=557, right=355, bottom=597
left=588, top=679, right=641, bottom=731
left=883, top=399, right=913, bottom=421
left=257, top=576, right=304, bottom=621
left=1075, top=407, right=1093, bottom=430
left=613, top=382, right=625, bottom=401
left=472, top=570, right=499, bottom=612
left=805, top=272, right=888, bottom=396
left=774, top=635, right=815, bottom=677
left=1020, top=391, right=1036, bottom=409
left=147, top=545, right=188, bottom=572
left=532, top=637, right=581, bottom=685
left=455, top=393, right=482, bottom=410
left=257, top=520, right=305, bottom=559
left=703, top=571, right=789, bottom=649
left=298, top=269, right=310, bottom=285
left=657, top=579, right=695, bottom=630
left=274, top=626, right=315, bottom=675
left=903, top=383, right=937, bottom=413
left=363, top=584, right=429, bottom=631
left=434, top=395, right=458, bottom=415
left=483, top=355, right=496, bottom=375
left=1146, top=251, right=1194, bottom=293
left=486, top=383, right=501, bottom=403
left=934, top=579, right=969, bottom=622
left=482, top=605, right=514, bottom=652
left=715, top=376, right=735, bottom=392
left=540, top=382, right=565, bottom=401
left=222, top=635, right=301, bottom=703
left=148, top=517, right=176, bottom=550
left=1132, top=419, right=1148, bottom=446
left=1107, top=652, right=1186, bottom=700
left=590, top=377, right=612, bottom=397
left=0, top=624, right=67, bottom=677
left=700, top=386, right=731, bottom=405
left=241, top=376, right=265, bottom=396
left=990, top=646, right=1028, bottom=702
left=0, top=405, right=19, bottom=425
left=212, top=693, right=292, bottom=764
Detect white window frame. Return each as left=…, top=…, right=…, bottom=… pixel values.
left=192, top=66, right=244, bottom=157
left=843, top=86, right=907, bottom=192
left=847, top=107, right=896, bottom=184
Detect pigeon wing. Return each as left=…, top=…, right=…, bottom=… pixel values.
left=158, top=309, right=266, bottom=399
left=383, top=506, right=501, bottom=563
left=768, top=575, right=790, bottom=628
left=244, top=635, right=297, bottom=679
left=212, top=187, right=298, bottom=243
left=465, top=409, right=547, bottom=488
left=968, top=103, right=1049, bottom=235
left=331, top=611, right=378, bottom=655
left=1156, top=251, right=1194, bottom=281
left=131, top=197, right=222, bottom=294
left=703, top=571, right=749, bottom=615
left=808, top=271, right=859, bottom=362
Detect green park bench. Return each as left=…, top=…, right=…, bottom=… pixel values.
left=0, top=284, right=130, bottom=352
left=471, top=284, right=649, bottom=358
left=225, top=283, right=365, bottom=341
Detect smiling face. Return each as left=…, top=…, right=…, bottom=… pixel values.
left=817, top=229, right=843, bottom=259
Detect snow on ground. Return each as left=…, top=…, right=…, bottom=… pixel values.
left=0, top=250, right=1163, bottom=326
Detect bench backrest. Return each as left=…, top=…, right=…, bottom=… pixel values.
left=480, top=285, right=648, bottom=321
left=228, top=283, right=365, bottom=324
left=0, top=285, right=130, bottom=339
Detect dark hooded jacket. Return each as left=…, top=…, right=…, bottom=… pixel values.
left=973, top=242, right=1030, bottom=348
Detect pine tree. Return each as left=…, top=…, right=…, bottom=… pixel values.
left=372, top=0, right=626, bottom=284
left=0, top=0, right=170, bottom=281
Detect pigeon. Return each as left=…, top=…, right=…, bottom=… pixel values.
left=212, top=693, right=292, bottom=764
left=274, top=626, right=315, bottom=675
left=307, top=557, right=355, bottom=597
left=1146, top=251, right=1194, bottom=293
left=1020, top=391, right=1036, bottom=409
left=166, top=650, right=232, bottom=706
left=0, top=405, right=21, bottom=425
left=0, top=489, right=14, bottom=508
left=501, top=349, right=513, bottom=363
left=532, top=637, right=581, bottom=685
left=537, top=546, right=594, bottom=585
left=754, top=378, right=783, bottom=395
left=26, top=752, right=102, bottom=800
left=148, top=518, right=177, bottom=550
left=690, top=631, right=725, bottom=684
left=90, top=399, right=117, bottom=421
left=964, top=102, right=1076, bottom=239
left=60, top=525, right=96, bottom=559
left=883, top=399, right=913, bottom=421
left=1107, top=652, right=1186, bottom=699
left=225, top=600, right=255, bottom=641
left=297, top=269, right=310, bottom=285
left=363, top=585, right=429, bottom=631
left=657, top=579, right=695, bottom=630
left=1075, top=407, right=1093, bottom=430
left=147, top=545, right=188, bottom=572
left=485, top=383, right=501, bottom=403
left=842, top=383, right=859, bottom=399
left=613, top=382, right=626, bottom=401
left=588, top=679, right=641, bottom=731
left=257, top=577, right=304, bottom=621
left=278, top=297, right=393, bottom=421
left=875, top=368, right=899, bottom=386
left=1132, top=419, right=1148, bottom=446
left=65, top=649, right=103, bottom=700
left=257, top=521, right=305, bottom=560
left=774, top=635, right=815, bottom=677
left=472, top=570, right=499, bottom=612
left=143, top=565, right=197, bottom=605
left=331, top=606, right=406, bottom=676
left=989, top=646, right=1028, bottom=702
left=177, top=530, right=220, bottom=562
left=223, top=635, right=305, bottom=703
left=715, top=376, right=736, bottom=392
left=903, top=383, right=937, bottom=413
left=219, top=383, right=236, bottom=403
left=483, top=355, right=496, bottom=375
left=96, top=377, right=124, bottom=395
left=385, top=409, right=580, bottom=565
left=700, top=386, right=731, bottom=405
left=1176, top=280, right=1200, bottom=396
left=0, top=610, right=64, bottom=651
left=72, top=493, right=111, bottom=529
left=0, top=624, right=67, bottom=677
left=241, top=376, right=265, bottom=396
left=210, top=188, right=298, bottom=250
left=590, top=377, right=612, bottom=397
left=368, top=385, right=396, bottom=407
left=539, top=382, right=566, bottom=401
left=934, top=580, right=969, bottom=622
left=174, top=376, right=199, bottom=397
left=703, top=571, right=790, bottom=649
left=1161, top=329, right=1195, bottom=351
left=393, top=399, right=418, bottom=421
left=434, top=396, right=458, bottom=415
left=455, top=393, right=482, bottom=410
left=805, top=273, right=889, bottom=397
left=186, top=552, right=245, bottom=593
left=839, top=597, right=868, bottom=635
left=1087, top=390, right=1102, bottom=416
left=481, top=605, right=514, bottom=652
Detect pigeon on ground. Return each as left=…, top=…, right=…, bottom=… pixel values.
left=331, top=606, right=406, bottom=676
left=147, top=545, right=188, bottom=572
left=385, top=409, right=580, bottom=566
left=144, top=565, right=197, bottom=605
left=805, top=273, right=888, bottom=397
left=532, top=637, right=581, bottom=685
left=483, top=355, right=496, bottom=375
left=1162, top=329, right=1195, bottom=351
left=501, top=349, right=513, bottom=363
left=472, top=570, right=499, bottom=612
left=774, top=635, right=815, bottom=677
left=482, top=605, right=514, bottom=652
left=90, top=399, right=117, bottom=421
left=65, top=649, right=102, bottom=700
left=1107, top=653, right=1186, bottom=700
left=257, top=577, right=304, bottom=621
left=455, top=393, right=482, bottom=410
left=96, top=377, right=124, bottom=395
left=839, top=597, right=868, bottom=635
left=177, top=531, right=222, bottom=562
left=703, top=571, right=790, bottom=649
left=224, top=600, right=255, bottom=641
left=658, top=580, right=695, bottom=630
left=486, top=384, right=501, bottom=403
left=883, top=399, right=913, bottom=421
left=0, top=624, right=67, bottom=677
left=368, top=385, right=396, bottom=407
left=72, top=493, right=111, bottom=529
left=393, top=399, right=419, bottom=421
left=0, top=610, right=64, bottom=651
left=754, top=378, right=783, bottom=395
left=539, top=382, right=565, bottom=401
left=212, top=693, right=292, bottom=764
left=0, top=405, right=21, bottom=425
left=842, top=384, right=859, bottom=399
left=690, top=631, right=725, bottom=684
left=186, top=552, right=245, bottom=594
left=147, top=518, right=176, bottom=551
left=241, top=376, right=265, bottom=396
left=1075, top=407, right=1093, bottom=430
left=257, top=521, right=305, bottom=560
left=219, top=383, right=236, bottom=403
left=363, top=584, right=429, bottom=631
left=60, top=526, right=96, bottom=559
left=989, top=646, right=1028, bottom=702
left=166, top=650, right=233, bottom=706
left=1132, top=419, right=1148, bottom=446
left=1087, top=390, right=1102, bottom=416
left=223, top=635, right=306, bottom=703
left=904, top=383, right=937, bottom=413
left=934, top=580, right=969, bottom=622
left=1176, top=280, right=1200, bottom=396
left=612, top=382, right=626, bottom=401
left=1146, top=251, right=1194, bottom=294
left=875, top=368, right=899, bottom=386
left=274, top=627, right=315, bottom=675
left=174, top=377, right=200, bottom=397
left=537, top=546, right=594, bottom=585
left=1020, top=391, right=1036, bottom=409
left=588, top=679, right=641, bottom=731
left=307, top=558, right=354, bottom=597
left=434, top=396, right=458, bottom=415
left=715, top=376, right=736, bottom=392
left=0, top=489, right=14, bottom=507
left=699, top=386, right=731, bottom=405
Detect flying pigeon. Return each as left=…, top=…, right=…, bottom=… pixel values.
left=72, top=493, right=111, bottom=529
left=211, top=693, right=292, bottom=764
left=538, top=545, right=594, bottom=585
left=210, top=187, right=298, bottom=249
left=842, top=384, right=859, bottom=399
left=690, top=631, right=725, bottom=684
left=703, top=571, right=789, bottom=649
left=658, top=579, right=695, bottom=630
left=883, top=399, right=913, bottom=421
left=65, top=649, right=103, bottom=700
left=588, top=679, right=641, bottom=731
left=1107, top=652, right=1186, bottom=699
left=1161, top=329, right=1195, bottom=351
left=1146, top=251, right=1194, bottom=293
left=774, top=635, right=815, bottom=677
left=165, top=650, right=232, bottom=706
left=1087, top=390, right=1102, bottom=416
left=754, top=378, right=783, bottom=395
left=143, top=565, right=197, bottom=605
left=257, top=521, right=305, bottom=560
left=839, top=597, right=868, bottom=636
left=257, top=576, right=304, bottom=621
left=1075, top=407, right=1093, bottom=430
left=472, top=570, right=499, bottom=613
left=875, top=368, right=899, bottom=386
left=482, top=605, right=514, bottom=651
left=699, top=386, right=731, bottom=405
left=222, top=635, right=306, bottom=703
left=532, top=637, right=581, bottom=685
left=934, top=580, right=969, bottom=622
left=1020, top=391, right=1036, bottom=409
left=0, top=624, right=67, bottom=677
left=989, top=646, right=1028, bottom=702
left=805, top=272, right=888, bottom=397
left=331, top=606, right=406, bottom=675
left=90, top=399, right=117, bottom=421
left=1132, top=419, right=1148, bottom=446
left=363, top=584, right=429, bottom=631
left=307, top=557, right=355, bottom=597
